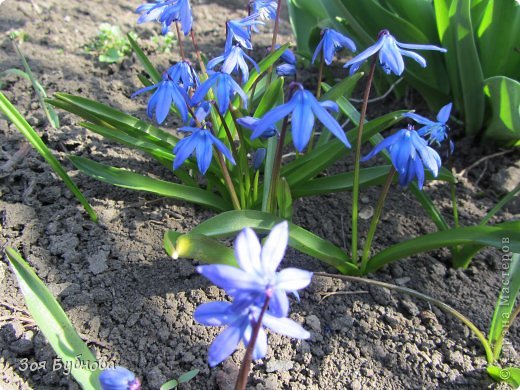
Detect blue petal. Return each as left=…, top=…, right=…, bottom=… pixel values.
left=234, top=227, right=263, bottom=277
left=344, top=35, right=385, bottom=71
left=269, top=288, right=289, bottom=317
left=192, top=73, right=218, bottom=105
left=173, top=134, right=198, bottom=170
left=155, top=83, right=172, bottom=124
left=242, top=323, right=268, bottom=361
left=260, top=221, right=289, bottom=275
left=194, top=301, right=235, bottom=326
left=399, top=49, right=427, bottom=68
left=99, top=367, right=137, bottom=390
left=310, top=94, right=351, bottom=148
left=414, top=156, right=425, bottom=189
left=197, top=265, right=264, bottom=293
left=209, top=132, right=236, bottom=165
left=291, top=92, right=315, bottom=152
left=196, top=132, right=213, bottom=174
left=402, top=112, right=435, bottom=126
left=251, top=100, right=295, bottom=139
left=436, top=102, right=452, bottom=123
left=311, top=40, right=324, bottom=64
left=207, top=55, right=225, bottom=71
left=131, top=83, right=158, bottom=98
left=396, top=42, right=447, bottom=52
left=276, top=268, right=313, bottom=291
left=361, top=131, right=401, bottom=162
left=379, top=36, right=404, bottom=75
left=208, top=321, right=244, bottom=367
left=262, top=313, right=310, bottom=339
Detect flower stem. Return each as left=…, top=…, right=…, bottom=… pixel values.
left=235, top=296, right=271, bottom=390
left=351, top=56, right=378, bottom=266
left=493, top=304, right=520, bottom=361
left=267, top=117, right=289, bottom=213
left=267, top=0, right=283, bottom=84
left=447, top=133, right=459, bottom=228
left=314, top=272, right=494, bottom=363
left=174, top=22, right=186, bottom=61
left=215, top=148, right=241, bottom=210
left=360, top=167, right=396, bottom=273
left=190, top=29, right=207, bottom=77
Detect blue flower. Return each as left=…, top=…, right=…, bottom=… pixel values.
left=136, top=0, right=193, bottom=35
left=191, top=71, right=248, bottom=115
left=251, top=83, right=351, bottom=152
left=312, top=28, right=356, bottom=65
left=225, top=14, right=263, bottom=51
left=99, top=367, right=140, bottom=390
left=276, top=63, right=296, bottom=77
left=252, top=148, right=267, bottom=170
left=278, top=46, right=297, bottom=65
left=167, top=60, right=199, bottom=92
left=237, top=116, right=278, bottom=138
left=194, top=300, right=309, bottom=367
left=362, top=126, right=442, bottom=189
left=251, top=0, right=277, bottom=20
left=197, top=221, right=313, bottom=317
left=173, top=126, right=236, bottom=174
left=132, top=72, right=190, bottom=124
left=403, top=103, right=453, bottom=148
left=344, top=29, right=447, bottom=76
left=207, top=45, right=260, bottom=83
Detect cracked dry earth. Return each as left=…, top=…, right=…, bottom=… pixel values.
left=1, top=0, right=519, bottom=389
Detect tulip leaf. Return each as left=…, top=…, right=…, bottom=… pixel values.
left=0, top=92, right=97, bottom=221
left=482, top=76, right=520, bottom=146
left=69, top=156, right=231, bottom=212
left=488, top=253, right=520, bottom=360
left=487, top=366, right=520, bottom=388
left=5, top=247, right=101, bottom=389
left=365, top=221, right=520, bottom=273
left=187, top=210, right=359, bottom=274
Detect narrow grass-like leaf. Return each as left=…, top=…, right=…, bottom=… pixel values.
left=365, top=222, right=520, bottom=274
left=488, top=253, right=520, bottom=359
left=0, top=92, right=97, bottom=221
left=69, top=156, right=230, bottom=211
left=127, top=33, right=161, bottom=83
left=242, top=43, right=290, bottom=93
left=188, top=210, right=358, bottom=274
left=178, top=369, right=199, bottom=384
left=160, top=379, right=178, bottom=390
left=319, top=74, right=363, bottom=103
left=480, top=184, right=520, bottom=226
left=487, top=366, right=520, bottom=388
left=5, top=248, right=100, bottom=389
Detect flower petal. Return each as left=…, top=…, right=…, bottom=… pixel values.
left=260, top=221, right=289, bottom=275
left=208, top=321, right=244, bottom=367
left=194, top=301, right=235, bottom=326
left=262, top=313, right=310, bottom=339
left=234, top=227, right=263, bottom=276
left=436, top=102, right=452, bottom=123
left=276, top=268, right=313, bottom=291
left=197, top=265, right=264, bottom=294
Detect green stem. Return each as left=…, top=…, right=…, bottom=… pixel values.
left=493, top=304, right=520, bottom=361
left=448, top=133, right=459, bottom=228
left=351, top=56, right=378, bottom=265
left=234, top=296, right=270, bottom=390
left=315, top=272, right=494, bottom=363
left=361, top=167, right=396, bottom=273
left=267, top=117, right=289, bottom=213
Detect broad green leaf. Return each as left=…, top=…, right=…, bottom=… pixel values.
left=69, top=156, right=231, bottom=212
left=276, top=177, right=293, bottom=219
left=0, top=92, right=97, bottom=221
left=178, top=369, right=199, bottom=384
left=127, top=33, right=161, bottom=83
left=189, top=210, right=359, bottom=274
left=287, top=0, right=322, bottom=56
left=483, top=76, right=520, bottom=146
left=5, top=248, right=100, bottom=389
left=488, top=253, right=520, bottom=359
left=365, top=221, right=520, bottom=274
left=164, top=231, right=237, bottom=267
left=160, top=379, right=178, bottom=390
left=487, top=366, right=520, bottom=388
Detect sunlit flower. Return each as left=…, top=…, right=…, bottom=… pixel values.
left=252, top=148, right=267, bottom=170
left=403, top=103, right=453, bottom=149
left=191, top=71, right=248, bottom=114
left=312, top=28, right=356, bottom=65
left=136, top=0, right=193, bottom=35
left=167, top=60, right=199, bottom=92
left=276, top=63, right=296, bottom=77
left=362, top=126, right=442, bottom=189
left=251, top=0, right=277, bottom=20
left=225, top=14, right=264, bottom=51
left=173, top=126, right=236, bottom=174
left=207, top=45, right=260, bottom=83
left=99, top=367, right=140, bottom=390
left=251, top=83, right=351, bottom=152
left=344, top=29, right=446, bottom=76
left=132, top=72, right=190, bottom=124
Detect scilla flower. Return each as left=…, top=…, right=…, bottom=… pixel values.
left=99, top=367, right=140, bottom=390
left=312, top=28, right=357, bottom=65
left=276, top=63, right=296, bottom=77
left=344, top=29, right=446, bottom=76
left=207, top=45, right=260, bottom=83
left=403, top=103, right=453, bottom=149
left=362, top=126, right=442, bottom=189
left=167, top=60, right=199, bottom=92
left=251, top=0, right=277, bottom=21
left=191, top=71, right=248, bottom=115
left=197, top=221, right=313, bottom=317
left=173, top=125, right=236, bottom=175
left=237, top=116, right=278, bottom=138
left=136, top=0, right=193, bottom=35
left=132, top=72, right=190, bottom=124
left=251, top=83, right=351, bottom=152
left=225, top=14, right=263, bottom=51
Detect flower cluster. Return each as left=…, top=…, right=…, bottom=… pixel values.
left=194, top=222, right=312, bottom=366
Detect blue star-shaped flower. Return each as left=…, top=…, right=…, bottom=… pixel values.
left=166, top=60, right=199, bottom=92
left=207, top=45, right=260, bottom=83
left=251, top=0, right=277, bottom=20
left=312, top=28, right=356, bottom=65
left=403, top=102, right=453, bottom=148
left=276, top=63, right=296, bottom=77
left=225, top=14, right=263, bottom=51
left=191, top=71, right=248, bottom=115
left=136, top=0, right=192, bottom=35
left=173, top=126, right=236, bottom=175
left=362, top=126, right=442, bottom=189
left=132, top=72, right=190, bottom=124
left=237, top=116, right=278, bottom=138
left=194, top=300, right=309, bottom=367
left=250, top=83, right=351, bottom=152
left=99, top=367, right=140, bottom=390
left=344, top=29, right=447, bottom=76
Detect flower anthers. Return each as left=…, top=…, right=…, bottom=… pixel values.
left=403, top=102, right=453, bottom=148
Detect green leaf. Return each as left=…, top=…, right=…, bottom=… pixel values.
left=188, top=210, right=359, bottom=274
left=365, top=221, right=520, bottom=274
left=5, top=248, right=101, bottom=389
left=480, top=183, right=520, bottom=226
left=177, top=369, right=199, bottom=384
left=160, top=379, right=178, bottom=390
left=319, top=74, right=363, bottom=103
left=242, top=43, right=290, bottom=93
left=276, top=177, right=293, bottom=219
left=0, top=92, right=97, bottom=221
left=487, top=366, right=520, bottom=388
left=488, top=253, right=520, bottom=359
left=286, top=0, right=322, bottom=56
left=483, top=76, right=520, bottom=146
left=127, top=33, right=161, bottom=83
left=69, top=156, right=231, bottom=212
